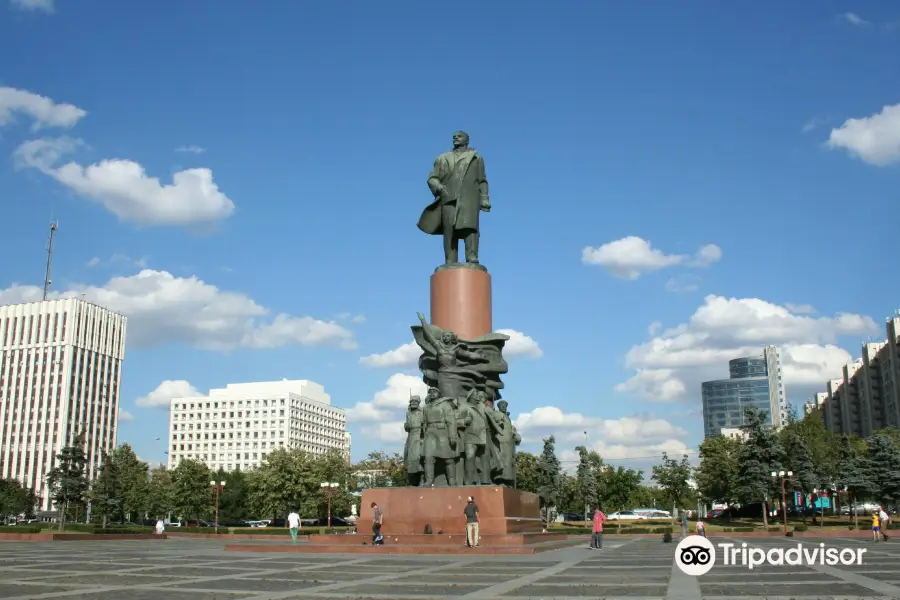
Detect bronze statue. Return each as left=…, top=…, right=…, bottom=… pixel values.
left=493, top=400, right=521, bottom=487
left=415, top=312, right=488, bottom=399
left=461, top=390, right=489, bottom=485
left=403, top=395, right=425, bottom=487
left=417, top=131, right=491, bottom=266
left=422, top=387, right=458, bottom=487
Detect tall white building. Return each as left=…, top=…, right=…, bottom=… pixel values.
left=167, top=379, right=347, bottom=472
left=0, top=299, right=127, bottom=510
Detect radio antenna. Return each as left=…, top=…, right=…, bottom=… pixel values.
left=42, top=220, right=58, bottom=300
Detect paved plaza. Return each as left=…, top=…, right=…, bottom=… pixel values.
left=1, top=535, right=900, bottom=599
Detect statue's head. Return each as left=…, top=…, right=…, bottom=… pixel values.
left=497, top=400, right=508, bottom=413
left=452, top=131, right=469, bottom=149
left=426, top=387, right=440, bottom=402
left=471, top=390, right=486, bottom=405
left=409, top=395, right=421, bottom=409
left=441, top=331, right=456, bottom=344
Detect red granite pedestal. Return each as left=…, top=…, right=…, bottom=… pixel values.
left=430, top=266, right=492, bottom=341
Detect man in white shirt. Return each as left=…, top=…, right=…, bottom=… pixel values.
left=879, top=506, right=890, bottom=541
left=287, top=510, right=301, bottom=543
left=155, top=519, right=165, bottom=535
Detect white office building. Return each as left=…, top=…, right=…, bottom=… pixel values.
left=167, top=379, right=347, bottom=472
left=0, top=299, right=127, bottom=510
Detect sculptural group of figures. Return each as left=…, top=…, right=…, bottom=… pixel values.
left=403, top=314, right=521, bottom=487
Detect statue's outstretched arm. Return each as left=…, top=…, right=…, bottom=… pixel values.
left=416, top=312, right=439, bottom=347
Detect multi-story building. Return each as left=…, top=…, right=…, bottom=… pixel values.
left=0, top=299, right=127, bottom=510
left=701, top=346, right=788, bottom=438
left=167, top=379, right=347, bottom=472
left=816, top=316, right=900, bottom=437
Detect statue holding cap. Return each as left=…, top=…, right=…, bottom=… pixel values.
left=492, top=400, right=521, bottom=487
left=403, top=394, right=425, bottom=487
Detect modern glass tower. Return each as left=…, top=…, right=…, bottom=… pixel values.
left=701, top=346, right=787, bottom=438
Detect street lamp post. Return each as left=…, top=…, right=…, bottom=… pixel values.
left=771, top=470, right=793, bottom=534
left=319, top=482, right=339, bottom=529
left=209, top=480, right=226, bottom=534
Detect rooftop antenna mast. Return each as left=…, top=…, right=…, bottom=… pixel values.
left=42, top=220, right=58, bottom=301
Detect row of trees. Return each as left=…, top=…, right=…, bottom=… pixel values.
left=693, top=406, right=900, bottom=524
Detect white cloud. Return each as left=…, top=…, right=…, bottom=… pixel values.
left=359, top=328, right=542, bottom=368
left=348, top=373, right=429, bottom=442
left=337, top=312, right=366, bottom=324
left=581, top=236, right=722, bottom=280
left=665, top=274, right=701, bottom=293
left=136, top=380, right=200, bottom=408
left=14, top=136, right=235, bottom=226
left=515, top=406, right=691, bottom=463
left=827, top=103, right=900, bottom=166
left=617, top=294, right=877, bottom=401
left=786, top=303, right=816, bottom=315
left=0, top=87, right=83, bottom=129
left=648, top=321, right=662, bottom=336
left=86, top=253, right=148, bottom=269
left=614, top=369, right=686, bottom=402
left=10, top=0, right=53, bottom=13
left=118, top=409, right=134, bottom=422
left=839, top=12, right=871, bottom=27
left=802, top=118, right=825, bottom=134
left=175, top=145, right=206, bottom=154
left=0, top=269, right=357, bottom=351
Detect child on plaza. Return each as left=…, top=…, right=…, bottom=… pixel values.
left=873, top=511, right=881, bottom=542
left=696, top=519, right=706, bottom=537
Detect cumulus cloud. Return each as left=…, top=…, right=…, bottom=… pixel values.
left=359, top=328, right=542, bottom=368
left=581, top=236, right=722, bottom=280
left=118, top=409, right=134, bottom=422
left=616, top=294, right=877, bottom=401
left=14, top=137, right=235, bottom=226
left=136, top=380, right=201, bottom=408
left=347, top=373, right=429, bottom=442
left=838, top=12, right=871, bottom=27
left=86, top=253, right=148, bottom=269
left=828, top=103, right=900, bottom=166
left=0, top=269, right=357, bottom=351
left=515, top=406, right=692, bottom=463
left=0, top=87, right=83, bottom=129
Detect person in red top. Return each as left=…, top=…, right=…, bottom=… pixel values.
left=590, top=504, right=606, bottom=549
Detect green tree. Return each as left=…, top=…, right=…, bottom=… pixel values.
left=835, top=435, right=870, bottom=528
left=536, top=436, right=561, bottom=526
left=352, top=451, right=406, bottom=488
left=213, top=468, right=250, bottom=522
left=597, top=465, right=644, bottom=512
left=694, top=435, right=741, bottom=504
left=146, top=466, right=174, bottom=520
left=651, top=452, right=694, bottom=514
left=90, top=451, right=120, bottom=526
left=865, top=434, right=900, bottom=506
left=782, top=428, right=817, bottom=522
left=0, top=479, right=35, bottom=522
left=575, top=445, right=598, bottom=518
left=556, top=473, right=579, bottom=514
left=247, top=448, right=319, bottom=520
left=170, top=459, right=211, bottom=521
left=110, top=444, right=149, bottom=522
left=46, top=440, right=89, bottom=530
left=514, top=452, right=540, bottom=494
left=736, top=407, right=783, bottom=527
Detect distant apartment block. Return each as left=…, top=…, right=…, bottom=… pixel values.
left=167, top=379, right=348, bottom=472
left=701, top=346, right=788, bottom=438
left=0, top=299, right=127, bottom=510
left=816, top=317, right=900, bottom=438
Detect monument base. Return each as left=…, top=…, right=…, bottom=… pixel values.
left=430, top=266, right=492, bottom=341
left=357, top=486, right=541, bottom=535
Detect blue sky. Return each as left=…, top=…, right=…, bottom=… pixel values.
left=1, top=0, right=898, bottom=471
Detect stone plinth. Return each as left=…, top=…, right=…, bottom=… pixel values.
left=357, top=486, right=540, bottom=535
left=430, top=267, right=492, bottom=340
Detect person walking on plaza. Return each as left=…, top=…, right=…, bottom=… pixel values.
left=696, top=519, right=706, bottom=538
left=872, top=511, right=881, bottom=542
left=589, top=505, right=606, bottom=549
left=371, top=502, right=384, bottom=545
left=879, top=506, right=890, bottom=541
left=464, top=496, right=480, bottom=548
left=287, top=510, right=301, bottom=543
left=155, top=519, right=165, bottom=535
left=680, top=511, right=688, bottom=539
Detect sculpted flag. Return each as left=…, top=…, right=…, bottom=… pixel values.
left=411, top=324, right=509, bottom=401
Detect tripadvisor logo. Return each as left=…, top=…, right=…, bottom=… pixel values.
left=675, top=536, right=867, bottom=576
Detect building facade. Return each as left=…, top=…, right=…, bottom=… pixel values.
left=167, top=379, right=347, bottom=472
left=816, top=316, right=900, bottom=438
left=0, top=299, right=127, bottom=510
left=701, top=346, right=787, bottom=438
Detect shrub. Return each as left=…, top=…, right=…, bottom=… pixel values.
left=733, top=527, right=755, bottom=532
left=41, top=523, right=95, bottom=533
left=794, top=524, right=808, bottom=532
left=628, top=528, right=650, bottom=534
left=0, top=526, right=42, bottom=533
left=95, top=527, right=154, bottom=535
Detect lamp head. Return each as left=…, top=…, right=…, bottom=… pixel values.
left=771, top=471, right=777, bottom=477
left=787, top=471, right=793, bottom=477
left=209, top=480, right=215, bottom=486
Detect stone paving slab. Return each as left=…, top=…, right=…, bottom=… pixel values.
left=2, top=536, right=900, bottom=599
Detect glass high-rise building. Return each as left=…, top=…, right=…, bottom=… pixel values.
left=701, top=346, right=787, bottom=438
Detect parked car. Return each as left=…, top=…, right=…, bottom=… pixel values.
left=706, top=509, right=725, bottom=519
left=607, top=511, right=646, bottom=520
